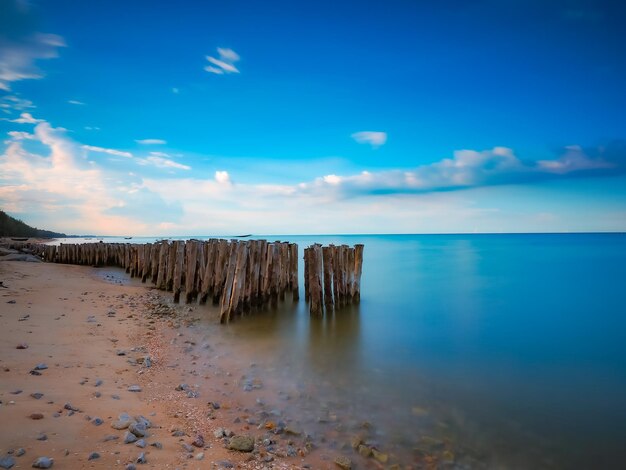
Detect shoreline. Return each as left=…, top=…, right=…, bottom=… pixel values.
left=0, top=260, right=337, bottom=469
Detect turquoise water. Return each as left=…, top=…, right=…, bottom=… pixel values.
left=61, top=233, right=626, bottom=467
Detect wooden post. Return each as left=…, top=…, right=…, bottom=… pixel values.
left=219, top=242, right=239, bottom=322
left=309, top=244, right=323, bottom=315
left=213, top=239, right=229, bottom=304
left=322, top=246, right=334, bottom=309
left=354, top=244, right=364, bottom=302
left=156, top=242, right=169, bottom=289
left=172, top=241, right=185, bottom=303
left=289, top=243, right=299, bottom=301
left=199, top=239, right=216, bottom=304
left=185, top=240, right=199, bottom=303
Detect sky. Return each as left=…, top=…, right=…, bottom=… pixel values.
left=0, top=0, right=625, bottom=235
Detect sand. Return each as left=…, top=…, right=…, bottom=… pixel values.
left=0, top=259, right=339, bottom=469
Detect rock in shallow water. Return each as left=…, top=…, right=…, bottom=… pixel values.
left=31, top=457, right=53, bottom=468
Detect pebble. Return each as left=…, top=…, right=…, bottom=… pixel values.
left=87, top=452, right=100, bottom=461
left=181, top=443, right=194, bottom=453
left=127, top=385, right=142, bottom=392
left=124, top=432, right=138, bottom=444
left=33, top=364, right=48, bottom=370
left=125, top=465, right=136, bottom=470
left=0, top=456, right=15, bottom=469
left=135, top=439, right=146, bottom=448
left=195, top=452, right=204, bottom=460
left=36, top=433, right=47, bottom=441
left=228, top=435, right=255, bottom=452
left=136, top=452, right=147, bottom=464
left=29, top=413, right=44, bottom=420
left=16, top=343, right=28, bottom=349
left=64, top=403, right=79, bottom=412
left=129, top=422, right=148, bottom=438
left=15, top=449, right=25, bottom=457
left=150, top=442, right=162, bottom=449
left=93, top=392, right=101, bottom=398
left=192, top=434, right=204, bottom=447
left=111, top=418, right=132, bottom=430
left=91, top=417, right=104, bottom=426
left=94, top=379, right=103, bottom=387
left=31, top=457, right=53, bottom=468
left=334, top=456, right=352, bottom=469
left=103, top=435, right=118, bottom=442
left=213, top=428, right=225, bottom=438
left=30, top=393, right=44, bottom=400
left=371, top=448, right=388, bottom=463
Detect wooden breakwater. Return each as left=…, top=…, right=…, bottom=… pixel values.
left=303, top=244, right=364, bottom=315
left=35, top=239, right=299, bottom=323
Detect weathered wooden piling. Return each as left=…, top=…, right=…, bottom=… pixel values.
left=303, top=242, right=364, bottom=315
left=24, top=237, right=372, bottom=322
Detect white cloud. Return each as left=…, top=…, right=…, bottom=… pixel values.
left=83, top=145, right=133, bottom=158
left=0, top=121, right=151, bottom=235
left=135, top=139, right=167, bottom=145
left=215, top=170, right=231, bottom=184
left=205, top=48, right=240, bottom=74
left=68, top=100, right=85, bottom=105
left=1, top=95, right=35, bottom=113
left=351, top=131, right=387, bottom=148
left=0, top=33, right=66, bottom=90
left=84, top=126, right=100, bottom=131
left=6, top=130, right=35, bottom=141
left=7, top=112, right=43, bottom=123
left=137, top=155, right=191, bottom=170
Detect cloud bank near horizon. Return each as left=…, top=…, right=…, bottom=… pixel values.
left=1, top=116, right=624, bottom=235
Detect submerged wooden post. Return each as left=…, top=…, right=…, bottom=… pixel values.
left=308, top=244, right=323, bottom=316
left=353, top=244, right=364, bottom=302
left=289, top=243, right=299, bottom=301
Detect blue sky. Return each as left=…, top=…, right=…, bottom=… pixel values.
left=0, top=0, right=625, bottom=235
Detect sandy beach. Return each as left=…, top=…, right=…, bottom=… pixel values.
left=0, top=255, right=348, bottom=469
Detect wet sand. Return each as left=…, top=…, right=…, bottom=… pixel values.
left=0, top=260, right=338, bottom=469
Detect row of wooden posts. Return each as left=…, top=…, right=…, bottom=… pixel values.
left=29, top=239, right=363, bottom=320
left=304, top=244, right=364, bottom=315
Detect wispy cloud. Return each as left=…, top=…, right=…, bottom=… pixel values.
left=0, top=33, right=66, bottom=91
left=82, top=144, right=133, bottom=158
left=205, top=48, right=240, bottom=74
left=137, top=153, right=190, bottom=170
left=135, top=139, right=167, bottom=145
left=351, top=131, right=387, bottom=148
left=68, top=100, right=85, bottom=105
left=6, top=112, right=43, bottom=123
left=0, top=95, right=35, bottom=114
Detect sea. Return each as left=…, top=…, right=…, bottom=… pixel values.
left=53, top=233, right=626, bottom=468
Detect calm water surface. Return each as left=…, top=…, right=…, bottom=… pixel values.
left=68, top=233, right=626, bottom=467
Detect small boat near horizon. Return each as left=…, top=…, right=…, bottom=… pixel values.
left=124, top=236, right=133, bottom=240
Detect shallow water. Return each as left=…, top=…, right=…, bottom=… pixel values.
left=65, top=233, right=626, bottom=467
